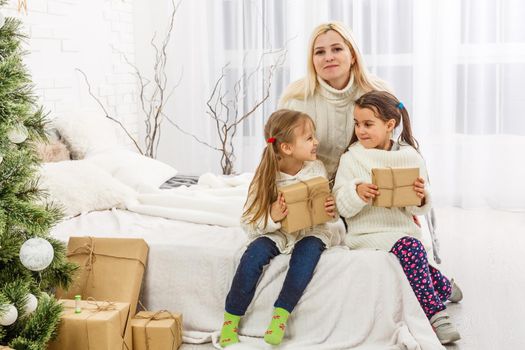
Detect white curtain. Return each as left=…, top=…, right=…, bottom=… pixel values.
left=141, top=0, right=525, bottom=210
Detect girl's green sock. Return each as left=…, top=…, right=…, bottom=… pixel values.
left=219, top=311, right=241, bottom=347
left=264, top=307, right=290, bottom=345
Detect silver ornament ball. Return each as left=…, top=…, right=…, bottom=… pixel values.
left=0, top=304, right=18, bottom=326
left=24, top=293, right=38, bottom=314
left=8, top=124, right=29, bottom=144
left=19, top=238, right=54, bottom=271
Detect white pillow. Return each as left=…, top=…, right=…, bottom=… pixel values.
left=38, top=160, right=137, bottom=217
left=53, top=113, right=125, bottom=159
left=86, top=150, right=178, bottom=193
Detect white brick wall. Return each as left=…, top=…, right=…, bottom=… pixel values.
left=2, top=0, right=139, bottom=142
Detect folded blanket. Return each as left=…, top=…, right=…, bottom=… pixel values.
left=126, top=173, right=252, bottom=226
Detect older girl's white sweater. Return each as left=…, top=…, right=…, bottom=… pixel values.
left=333, top=142, right=432, bottom=252
left=241, top=160, right=342, bottom=254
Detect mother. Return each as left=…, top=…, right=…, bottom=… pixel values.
left=279, top=21, right=387, bottom=181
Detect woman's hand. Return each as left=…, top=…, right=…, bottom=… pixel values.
left=270, top=192, right=288, bottom=222
left=324, top=195, right=336, bottom=217
left=413, top=177, right=426, bottom=202
left=356, top=183, right=379, bottom=203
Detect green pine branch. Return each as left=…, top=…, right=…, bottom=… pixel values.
left=0, top=6, right=75, bottom=348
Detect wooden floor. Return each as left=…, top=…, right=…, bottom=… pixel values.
left=180, top=207, right=525, bottom=350
left=433, top=207, right=525, bottom=350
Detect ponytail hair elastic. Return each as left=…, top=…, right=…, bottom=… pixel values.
left=397, top=102, right=404, bottom=110
left=266, top=137, right=276, bottom=144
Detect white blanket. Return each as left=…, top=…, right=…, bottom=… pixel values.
left=126, top=173, right=252, bottom=227
left=51, top=209, right=444, bottom=350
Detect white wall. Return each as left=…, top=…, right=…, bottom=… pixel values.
left=2, top=0, right=138, bottom=138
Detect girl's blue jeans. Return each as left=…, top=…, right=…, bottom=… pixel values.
left=225, top=235, right=325, bottom=315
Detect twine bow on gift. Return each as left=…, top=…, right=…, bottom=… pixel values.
left=86, top=297, right=117, bottom=311
left=135, top=303, right=182, bottom=350
left=285, top=180, right=330, bottom=229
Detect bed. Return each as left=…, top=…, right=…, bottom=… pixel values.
left=40, top=146, right=445, bottom=349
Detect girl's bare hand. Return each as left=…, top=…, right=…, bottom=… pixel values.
left=413, top=177, right=425, bottom=199
left=270, top=192, right=288, bottom=222
left=357, top=183, right=379, bottom=203
left=324, top=195, right=336, bottom=217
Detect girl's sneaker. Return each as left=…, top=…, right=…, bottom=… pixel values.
left=448, top=278, right=463, bottom=303
left=430, top=311, right=461, bottom=344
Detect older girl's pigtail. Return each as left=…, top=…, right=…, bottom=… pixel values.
left=396, top=103, right=419, bottom=151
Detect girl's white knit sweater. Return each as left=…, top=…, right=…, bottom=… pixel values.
left=241, top=160, right=342, bottom=254
left=333, top=142, right=432, bottom=252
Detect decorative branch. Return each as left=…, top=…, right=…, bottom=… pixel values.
left=75, top=68, right=143, bottom=154
left=77, top=0, right=182, bottom=159
left=167, top=47, right=288, bottom=175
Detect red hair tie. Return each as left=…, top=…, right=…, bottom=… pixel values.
left=266, top=137, right=276, bottom=144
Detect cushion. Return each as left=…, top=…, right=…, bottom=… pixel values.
left=34, top=140, right=71, bottom=162
left=38, top=160, right=137, bottom=217
left=52, top=113, right=125, bottom=159
left=86, top=150, right=178, bottom=193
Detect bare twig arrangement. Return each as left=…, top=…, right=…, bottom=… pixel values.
left=164, top=48, right=288, bottom=175
left=78, top=0, right=182, bottom=158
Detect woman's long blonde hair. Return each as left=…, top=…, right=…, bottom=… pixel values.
left=243, top=109, right=314, bottom=227
left=280, top=21, right=386, bottom=104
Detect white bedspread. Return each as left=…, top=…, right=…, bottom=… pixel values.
left=51, top=209, right=444, bottom=350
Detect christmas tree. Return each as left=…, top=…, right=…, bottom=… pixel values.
left=0, top=3, right=76, bottom=349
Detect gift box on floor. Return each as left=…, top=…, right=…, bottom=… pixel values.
left=57, top=237, right=148, bottom=316
left=280, top=176, right=332, bottom=233
left=47, top=299, right=132, bottom=350
left=131, top=311, right=183, bottom=350
left=371, top=168, right=421, bottom=207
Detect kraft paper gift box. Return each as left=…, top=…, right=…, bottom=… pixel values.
left=57, top=237, right=148, bottom=316
left=280, top=176, right=332, bottom=234
left=371, top=167, right=422, bottom=207
left=47, top=299, right=132, bottom=350
left=131, top=311, right=183, bottom=350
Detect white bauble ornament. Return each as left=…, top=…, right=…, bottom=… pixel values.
left=0, top=304, right=18, bottom=326
left=19, top=238, right=54, bottom=271
left=24, top=293, right=38, bottom=314
left=0, top=12, right=5, bottom=29
left=7, top=124, right=29, bottom=144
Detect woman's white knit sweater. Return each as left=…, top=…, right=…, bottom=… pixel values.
left=279, top=75, right=366, bottom=180
left=241, top=160, right=341, bottom=254
left=333, top=142, right=432, bottom=252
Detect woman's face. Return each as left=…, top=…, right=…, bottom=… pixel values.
left=312, top=30, right=354, bottom=90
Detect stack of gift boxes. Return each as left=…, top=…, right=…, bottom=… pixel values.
left=48, top=237, right=183, bottom=350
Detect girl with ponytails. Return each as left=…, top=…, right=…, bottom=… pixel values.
left=333, top=91, right=463, bottom=345
left=219, top=109, right=339, bottom=347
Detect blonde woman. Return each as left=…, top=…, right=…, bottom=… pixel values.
left=279, top=21, right=388, bottom=180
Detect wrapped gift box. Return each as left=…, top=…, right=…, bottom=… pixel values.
left=57, top=237, right=148, bottom=316
left=131, top=311, right=183, bottom=350
left=371, top=167, right=421, bottom=207
left=280, top=176, right=332, bottom=233
left=47, top=299, right=132, bottom=350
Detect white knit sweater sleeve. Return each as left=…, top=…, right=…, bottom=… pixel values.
left=240, top=195, right=281, bottom=240
left=333, top=152, right=368, bottom=218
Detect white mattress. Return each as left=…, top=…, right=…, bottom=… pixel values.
left=51, top=209, right=444, bottom=350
